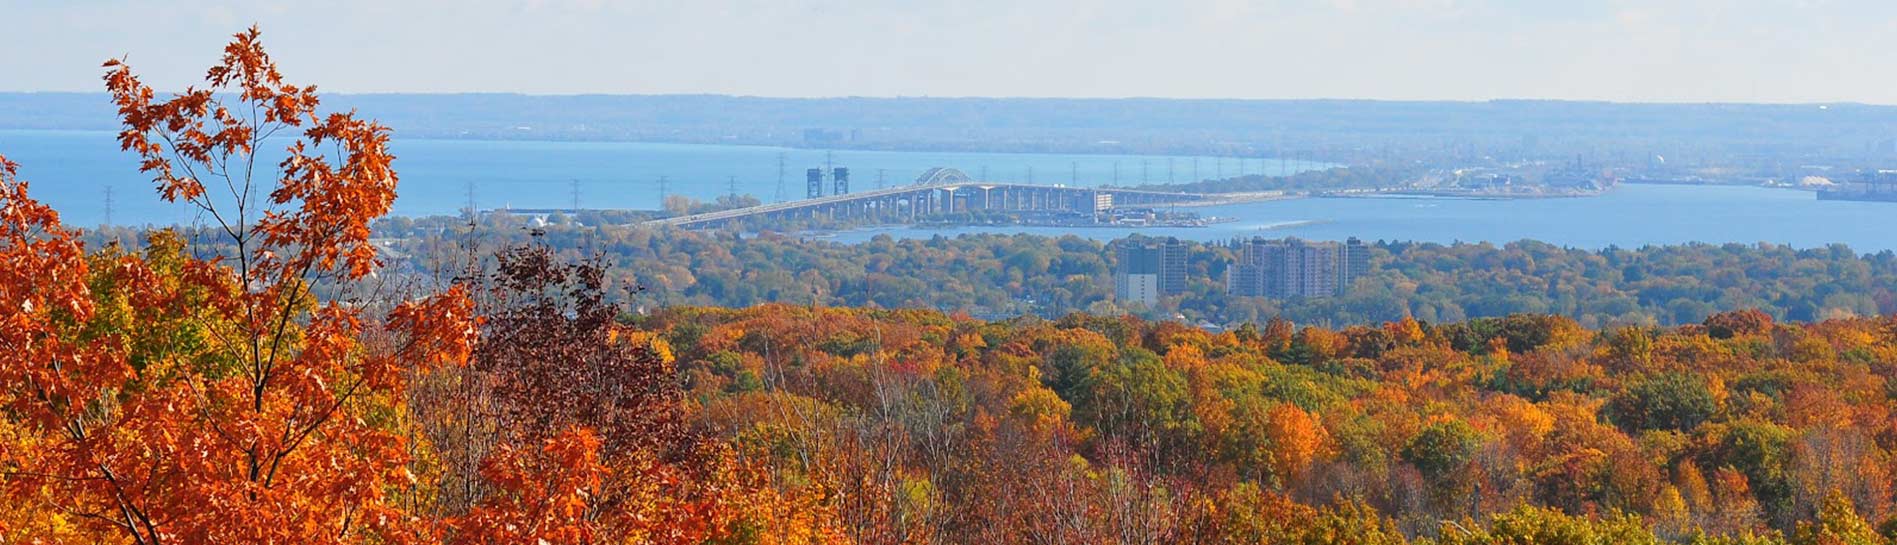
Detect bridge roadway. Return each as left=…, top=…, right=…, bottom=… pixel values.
left=647, top=168, right=1210, bottom=229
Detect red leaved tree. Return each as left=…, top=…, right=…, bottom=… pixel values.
left=0, top=27, right=475, bottom=543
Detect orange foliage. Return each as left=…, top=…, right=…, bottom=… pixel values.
left=2, top=28, right=476, bottom=543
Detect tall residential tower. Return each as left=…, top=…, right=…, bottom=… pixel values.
left=1226, top=237, right=1369, bottom=298
left=1115, top=238, right=1188, bottom=307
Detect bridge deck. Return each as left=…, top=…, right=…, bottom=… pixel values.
left=648, top=181, right=1207, bottom=228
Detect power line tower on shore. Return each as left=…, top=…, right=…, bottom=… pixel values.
left=464, top=181, right=477, bottom=223
left=103, top=185, right=113, bottom=228
left=775, top=152, right=787, bottom=203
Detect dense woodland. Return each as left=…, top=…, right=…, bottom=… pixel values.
left=644, top=304, right=1897, bottom=544
left=358, top=216, right=1897, bottom=329
left=10, top=28, right=1897, bottom=545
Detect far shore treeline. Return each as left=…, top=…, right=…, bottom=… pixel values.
left=90, top=214, right=1881, bottom=329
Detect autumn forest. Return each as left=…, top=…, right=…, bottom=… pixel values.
left=7, top=29, right=1897, bottom=545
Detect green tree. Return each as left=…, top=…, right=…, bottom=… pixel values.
left=1612, top=373, right=1719, bottom=432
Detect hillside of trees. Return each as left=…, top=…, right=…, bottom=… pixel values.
left=641, top=304, right=1897, bottom=543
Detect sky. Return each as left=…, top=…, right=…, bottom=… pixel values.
left=3, top=0, right=1896, bottom=103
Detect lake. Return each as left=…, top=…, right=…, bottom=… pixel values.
left=3, top=129, right=1892, bottom=252
left=831, top=184, right=1897, bottom=252
left=0, top=129, right=1318, bottom=226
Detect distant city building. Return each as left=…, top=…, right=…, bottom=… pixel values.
left=1226, top=237, right=1369, bottom=298
left=1344, top=237, right=1370, bottom=286
left=1115, top=237, right=1187, bottom=307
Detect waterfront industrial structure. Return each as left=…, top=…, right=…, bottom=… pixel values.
left=1226, top=237, right=1370, bottom=298
left=648, top=168, right=1212, bottom=229
left=1818, top=169, right=1897, bottom=202
left=1114, top=237, right=1188, bottom=307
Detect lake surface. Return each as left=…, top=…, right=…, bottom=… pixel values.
left=0, top=129, right=1319, bottom=227
left=831, top=184, right=1897, bottom=252
left=4, top=129, right=1892, bottom=252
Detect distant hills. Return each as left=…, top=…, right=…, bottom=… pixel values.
left=5, top=93, right=1895, bottom=167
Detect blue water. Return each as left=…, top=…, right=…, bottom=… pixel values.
left=831, top=185, right=1897, bottom=252
left=4, top=129, right=1891, bottom=252
left=0, top=129, right=1320, bottom=226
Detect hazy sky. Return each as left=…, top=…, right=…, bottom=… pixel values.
left=5, top=0, right=1895, bottom=103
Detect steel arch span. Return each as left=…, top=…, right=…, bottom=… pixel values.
left=915, top=167, right=972, bottom=186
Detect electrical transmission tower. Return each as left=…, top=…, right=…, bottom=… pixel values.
left=103, top=185, right=113, bottom=228
left=464, top=181, right=477, bottom=223
left=775, top=153, right=787, bottom=203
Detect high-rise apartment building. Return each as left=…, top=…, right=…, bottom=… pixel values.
left=1226, top=237, right=1369, bottom=298
left=1115, top=237, right=1188, bottom=307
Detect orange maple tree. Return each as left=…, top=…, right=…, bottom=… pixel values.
left=0, top=27, right=475, bottom=543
